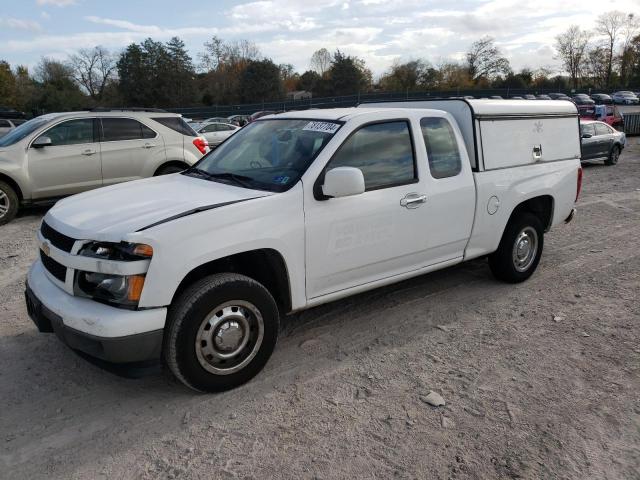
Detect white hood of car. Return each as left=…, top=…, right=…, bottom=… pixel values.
left=45, top=173, right=271, bottom=241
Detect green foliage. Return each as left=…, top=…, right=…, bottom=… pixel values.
left=239, top=59, right=284, bottom=103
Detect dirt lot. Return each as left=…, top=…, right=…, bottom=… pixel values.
left=1, top=146, right=639, bottom=480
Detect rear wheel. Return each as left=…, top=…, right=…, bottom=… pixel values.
left=605, top=146, right=620, bottom=165
left=0, top=181, right=19, bottom=226
left=163, top=273, right=279, bottom=392
left=489, top=213, right=544, bottom=283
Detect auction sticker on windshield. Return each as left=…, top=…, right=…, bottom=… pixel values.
left=303, top=121, right=341, bottom=134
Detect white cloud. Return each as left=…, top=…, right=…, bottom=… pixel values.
left=0, top=17, right=42, bottom=31
left=36, top=0, right=76, bottom=6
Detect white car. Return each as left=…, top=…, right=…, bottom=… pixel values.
left=0, top=109, right=209, bottom=224
left=26, top=100, right=581, bottom=392
left=0, top=118, right=26, bottom=138
left=196, top=122, right=240, bottom=146
left=611, top=91, right=639, bottom=105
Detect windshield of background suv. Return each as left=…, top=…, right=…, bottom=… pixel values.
left=0, top=117, right=50, bottom=147
left=186, top=118, right=342, bottom=192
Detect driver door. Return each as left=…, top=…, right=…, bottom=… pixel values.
left=27, top=118, right=102, bottom=199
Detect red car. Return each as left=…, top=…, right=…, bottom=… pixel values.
left=580, top=104, right=624, bottom=130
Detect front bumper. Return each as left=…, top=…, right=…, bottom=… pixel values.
left=26, top=260, right=166, bottom=363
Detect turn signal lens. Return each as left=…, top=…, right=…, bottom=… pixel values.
left=127, top=275, right=146, bottom=302
left=133, top=244, right=153, bottom=257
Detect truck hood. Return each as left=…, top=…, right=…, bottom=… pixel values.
left=45, top=173, right=271, bottom=241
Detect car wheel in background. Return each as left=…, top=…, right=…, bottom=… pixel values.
left=155, top=164, right=187, bottom=176
left=0, top=180, right=19, bottom=225
left=605, top=146, right=620, bottom=166
left=163, top=273, right=279, bottom=392
left=488, top=213, right=544, bottom=283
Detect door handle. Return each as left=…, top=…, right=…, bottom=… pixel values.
left=142, top=143, right=155, bottom=149
left=532, top=144, right=542, bottom=162
left=81, top=149, right=96, bottom=156
left=400, top=193, right=427, bottom=209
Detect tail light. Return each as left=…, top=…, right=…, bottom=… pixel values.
left=193, top=137, right=208, bottom=155
left=576, top=166, right=583, bottom=202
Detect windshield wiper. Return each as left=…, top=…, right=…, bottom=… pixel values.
left=206, top=172, right=257, bottom=189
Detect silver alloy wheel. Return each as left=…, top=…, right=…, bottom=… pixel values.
left=512, top=226, right=538, bottom=272
left=195, top=300, right=264, bottom=375
left=0, top=189, right=9, bottom=218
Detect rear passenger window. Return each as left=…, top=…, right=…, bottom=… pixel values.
left=329, top=121, right=416, bottom=190
left=420, top=118, right=461, bottom=179
left=101, top=118, right=154, bottom=141
left=595, top=123, right=612, bottom=136
left=152, top=117, right=198, bottom=137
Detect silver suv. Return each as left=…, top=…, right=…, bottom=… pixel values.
left=0, top=109, right=209, bottom=225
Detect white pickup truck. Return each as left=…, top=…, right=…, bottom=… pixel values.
left=25, top=100, right=582, bottom=391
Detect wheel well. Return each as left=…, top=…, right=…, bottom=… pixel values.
left=172, top=249, right=292, bottom=313
left=0, top=173, right=23, bottom=201
left=508, top=195, right=554, bottom=232
left=154, top=161, right=190, bottom=176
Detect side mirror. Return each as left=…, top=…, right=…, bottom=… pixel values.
left=32, top=136, right=52, bottom=148
left=322, top=167, right=365, bottom=198
left=581, top=133, right=592, bottom=139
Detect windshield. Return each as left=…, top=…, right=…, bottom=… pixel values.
left=0, top=117, right=50, bottom=147
left=186, top=118, right=342, bottom=192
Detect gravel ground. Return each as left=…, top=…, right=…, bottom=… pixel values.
left=1, top=145, right=639, bottom=479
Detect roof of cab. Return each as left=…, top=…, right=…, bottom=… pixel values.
left=264, top=107, right=445, bottom=122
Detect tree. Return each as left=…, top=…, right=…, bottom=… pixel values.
left=310, top=48, right=331, bottom=77
left=379, top=59, right=439, bottom=91
left=68, top=46, right=117, bottom=101
left=619, top=14, right=639, bottom=86
left=297, top=70, right=321, bottom=92
left=466, top=37, right=511, bottom=82
left=555, top=26, right=590, bottom=89
left=585, top=45, right=612, bottom=88
left=596, top=11, right=627, bottom=87
left=239, top=59, right=283, bottom=103
left=33, top=57, right=86, bottom=111
left=327, top=51, right=367, bottom=96
left=0, top=61, right=17, bottom=107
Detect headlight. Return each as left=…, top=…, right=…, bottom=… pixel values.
left=78, top=241, right=153, bottom=261
left=75, top=241, right=152, bottom=307
left=75, top=272, right=146, bottom=308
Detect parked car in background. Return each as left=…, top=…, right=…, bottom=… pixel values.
left=572, top=94, right=595, bottom=106
left=26, top=100, right=582, bottom=391
left=249, top=111, right=278, bottom=122
left=511, top=96, right=524, bottom=100
left=196, top=122, right=240, bottom=147
left=489, top=95, right=503, bottom=100
left=595, top=104, right=624, bottom=130
left=0, top=118, right=26, bottom=138
left=590, top=93, right=613, bottom=105
left=202, top=117, right=233, bottom=124
left=228, top=114, right=250, bottom=126
left=580, top=120, right=625, bottom=165
left=0, top=109, right=209, bottom=225
left=611, top=91, right=639, bottom=105
left=536, top=94, right=552, bottom=100
left=548, top=93, right=571, bottom=100
left=523, top=94, right=537, bottom=100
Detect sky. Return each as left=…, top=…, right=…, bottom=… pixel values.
left=1, top=0, right=640, bottom=78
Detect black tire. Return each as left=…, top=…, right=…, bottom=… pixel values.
left=488, top=213, right=544, bottom=283
left=163, top=273, right=279, bottom=392
left=0, top=180, right=19, bottom=226
left=605, top=145, right=620, bottom=166
left=155, top=164, right=187, bottom=176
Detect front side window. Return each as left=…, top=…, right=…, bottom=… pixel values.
left=581, top=124, right=595, bottom=136
left=188, top=118, right=341, bottom=192
left=38, top=119, right=94, bottom=146
left=328, top=121, right=416, bottom=190
left=101, top=118, right=155, bottom=141
left=420, top=117, right=462, bottom=179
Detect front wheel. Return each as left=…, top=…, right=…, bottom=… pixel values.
left=488, top=213, right=544, bottom=283
left=605, top=146, right=620, bottom=166
left=163, top=273, right=279, bottom=392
